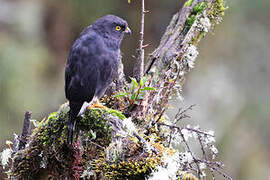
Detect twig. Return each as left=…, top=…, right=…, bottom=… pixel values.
left=210, top=166, right=233, bottom=180
left=173, top=104, right=196, bottom=124
left=178, top=128, right=202, bottom=177
left=88, top=140, right=105, bottom=150
left=133, top=0, right=147, bottom=81
left=144, top=56, right=157, bottom=74
left=157, top=123, right=215, bottom=137
left=198, top=134, right=216, bottom=180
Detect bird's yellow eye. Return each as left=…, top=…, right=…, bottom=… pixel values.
left=115, top=26, right=121, bottom=31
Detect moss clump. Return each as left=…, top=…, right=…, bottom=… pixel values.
left=185, top=1, right=207, bottom=30
left=193, top=1, right=207, bottom=14
left=216, top=0, right=227, bottom=15
left=89, top=134, right=179, bottom=180
left=185, top=15, right=196, bottom=29
left=208, top=0, right=228, bottom=25
left=12, top=104, right=127, bottom=179
left=93, top=144, right=162, bottom=180
left=81, top=108, right=112, bottom=147
left=11, top=104, right=73, bottom=179
left=80, top=108, right=126, bottom=147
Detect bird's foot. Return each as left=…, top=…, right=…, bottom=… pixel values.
left=77, top=102, right=91, bottom=117
left=88, top=100, right=107, bottom=109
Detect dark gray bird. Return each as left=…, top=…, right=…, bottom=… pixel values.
left=65, top=15, right=131, bottom=144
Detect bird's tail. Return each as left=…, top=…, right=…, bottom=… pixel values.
left=68, top=101, right=83, bottom=144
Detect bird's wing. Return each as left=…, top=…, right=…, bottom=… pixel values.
left=65, top=33, right=103, bottom=103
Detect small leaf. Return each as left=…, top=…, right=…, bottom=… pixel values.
left=114, top=92, right=128, bottom=98
left=140, top=76, right=148, bottom=86
left=131, top=92, right=138, bottom=101
left=130, top=77, right=139, bottom=87
left=141, top=87, right=156, bottom=91
left=137, top=94, right=146, bottom=99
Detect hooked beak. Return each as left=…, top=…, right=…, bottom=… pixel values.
left=124, top=27, right=132, bottom=35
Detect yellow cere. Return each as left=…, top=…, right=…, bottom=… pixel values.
left=115, top=26, right=121, bottom=31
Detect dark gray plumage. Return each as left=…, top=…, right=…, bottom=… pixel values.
left=65, top=15, right=131, bottom=144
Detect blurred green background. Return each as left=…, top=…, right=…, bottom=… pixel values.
left=0, top=0, right=269, bottom=179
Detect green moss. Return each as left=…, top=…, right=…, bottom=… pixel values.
left=185, top=15, right=196, bottom=29
left=184, top=1, right=207, bottom=30
left=216, top=0, right=227, bottom=13
left=81, top=108, right=115, bottom=146
left=78, top=107, right=126, bottom=146
left=193, top=2, right=207, bottom=14
left=47, top=112, right=58, bottom=121
left=184, top=0, right=194, bottom=7
left=214, top=0, right=227, bottom=17
left=93, top=149, right=162, bottom=180
left=208, top=0, right=228, bottom=25
left=106, top=108, right=126, bottom=120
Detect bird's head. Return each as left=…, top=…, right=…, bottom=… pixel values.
left=92, top=15, right=131, bottom=43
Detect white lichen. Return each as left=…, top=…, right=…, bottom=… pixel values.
left=199, top=162, right=206, bottom=170
left=122, top=117, right=136, bottom=135
left=148, top=152, right=180, bottom=180
left=183, top=44, right=199, bottom=69
left=181, top=128, right=193, bottom=141
left=179, top=152, right=193, bottom=164
left=81, top=166, right=94, bottom=179
left=210, top=145, right=218, bottom=154
left=105, top=140, right=124, bottom=162
left=171, top=131, right=182, bottom=147
left=0, top=148, right=12, bottom=168
left=198, top=16, right=211, bottom=32
left=38, top=151, right=46, bottom=169
left=203, top=130, right=216, bottom=145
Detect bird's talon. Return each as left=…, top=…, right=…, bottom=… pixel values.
left=87, top=101, right=107, bottom=109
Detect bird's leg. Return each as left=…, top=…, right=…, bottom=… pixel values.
left=68, top=112, right=77, bottom=144
left=88, top=99, right=107, bottom=109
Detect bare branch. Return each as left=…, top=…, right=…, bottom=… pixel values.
left=133, top=0, right=146, bottom=81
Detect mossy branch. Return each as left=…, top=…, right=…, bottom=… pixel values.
left=1, top=0, right=229, bottom=180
